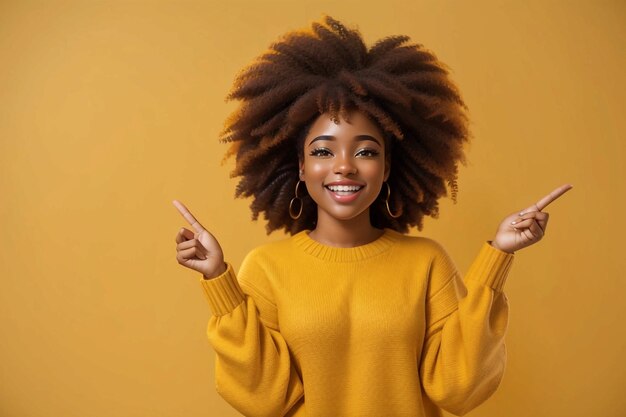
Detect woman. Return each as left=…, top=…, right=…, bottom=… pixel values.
left=173, top=15, right=571, bottom=417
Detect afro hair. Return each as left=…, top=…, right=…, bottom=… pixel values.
left=219, top=15, right=471, bottom=235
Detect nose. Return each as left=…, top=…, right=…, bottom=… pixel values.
left=333, top=153, right=357, bottom=175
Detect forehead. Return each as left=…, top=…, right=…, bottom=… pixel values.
left=305, top=110, right=384, bottom=144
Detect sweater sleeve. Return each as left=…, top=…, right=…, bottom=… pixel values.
left=199, top=253, right=304, bottom=417
left=419, top=241, right=514, bottom=416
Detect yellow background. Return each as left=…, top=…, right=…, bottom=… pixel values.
left=1, top=1, right=624, bottom=416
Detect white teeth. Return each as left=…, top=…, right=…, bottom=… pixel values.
left=326, top=185, right=363, bottom=192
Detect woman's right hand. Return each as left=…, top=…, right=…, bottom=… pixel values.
left=172, top=199, right=226, bottom=279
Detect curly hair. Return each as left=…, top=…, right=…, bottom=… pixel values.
left=219, top=15, right=471, bottom=235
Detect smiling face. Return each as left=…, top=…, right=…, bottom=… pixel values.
left=299, top=110, right=390, bottom=226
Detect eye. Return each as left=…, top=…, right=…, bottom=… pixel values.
left=309, top=148, right=332, bottom=157
left=356, top=148, right=380, bottom=157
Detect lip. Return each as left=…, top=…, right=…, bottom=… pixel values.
left=325, top=180, right=365, bottom=186
left=324, top=185, right=364, bottom=203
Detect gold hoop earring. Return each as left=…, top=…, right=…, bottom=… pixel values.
left=289, top=180, right=304, bottom=220
left=385, top=182, right=402, bottom=218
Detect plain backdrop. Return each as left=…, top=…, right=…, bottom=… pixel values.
left=1, top=0, right=624, bottom=416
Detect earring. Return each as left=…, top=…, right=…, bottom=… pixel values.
left=384, top=182, right=402, bottom=218
left=289, top=180, right=304, bottom=220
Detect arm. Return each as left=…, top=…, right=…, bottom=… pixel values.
left=200, top=254, right=304, bottom=417
left=172, top=199, right=303, bottom=416
left=419, top=241, right=514, bottom=416
left=419, top=184, right=571, bottom=414
left=201, top=258, right=304, bottom=416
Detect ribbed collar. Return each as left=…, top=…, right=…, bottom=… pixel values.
left=291, top=228, right=400, bottom=262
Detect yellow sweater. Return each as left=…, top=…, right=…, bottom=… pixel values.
left=199, top=228, right=514, bottom=417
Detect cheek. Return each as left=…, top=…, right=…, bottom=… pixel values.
left=304, top=159, right=328, bottom=178
left=363, top=160, right=387, bottom=180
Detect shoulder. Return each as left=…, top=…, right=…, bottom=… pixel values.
left=389, top=231, right=458, bottom=277
left=241, top=234, right=297, bottom=269
left=388, top=230, right=449, bottom=257
left=248, top=235, right=294, bottom=256
left=235, top=237, right=295, bottom=310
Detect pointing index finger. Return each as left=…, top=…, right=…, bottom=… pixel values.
left=172, top=199, right=206, bottom=233
left=534, top=184, right=573, bottom=211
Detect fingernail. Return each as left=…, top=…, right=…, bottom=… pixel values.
left=519, top=212, right=525, bottom=216
left=511, top=221, right=517, bottom=224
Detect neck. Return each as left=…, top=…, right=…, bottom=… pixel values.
left=308, top=208, right=384, bottom=248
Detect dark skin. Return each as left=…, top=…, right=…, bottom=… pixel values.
left=173, top=111, right=573, bottom=278
left=297, top=111, right=390, bottom=247
left=490, top=183, right=573, bottom=253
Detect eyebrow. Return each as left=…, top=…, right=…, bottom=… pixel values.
left=308, top=135, right=382, bottom=147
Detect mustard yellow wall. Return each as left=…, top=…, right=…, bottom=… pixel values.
left=1, top=1, right=624, bottom=416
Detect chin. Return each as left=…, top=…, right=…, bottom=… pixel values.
left=321, top=207, right=372, bottom=222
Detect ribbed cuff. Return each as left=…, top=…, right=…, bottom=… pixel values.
left=199, top=262, right=245, bottom=316
left=465, top=241, right=515, bottom=291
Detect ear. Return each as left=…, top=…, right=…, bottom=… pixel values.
left=383, top=156, right=391, bottom=182
left=298, top=159, right=305, bottom=181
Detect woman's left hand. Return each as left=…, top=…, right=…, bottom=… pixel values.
left=490, top=184, right=573, bottom=254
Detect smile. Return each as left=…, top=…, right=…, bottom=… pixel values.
left=326, top=185, right=363, bottom=193
left=324, top=185, right=364, bottom=203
